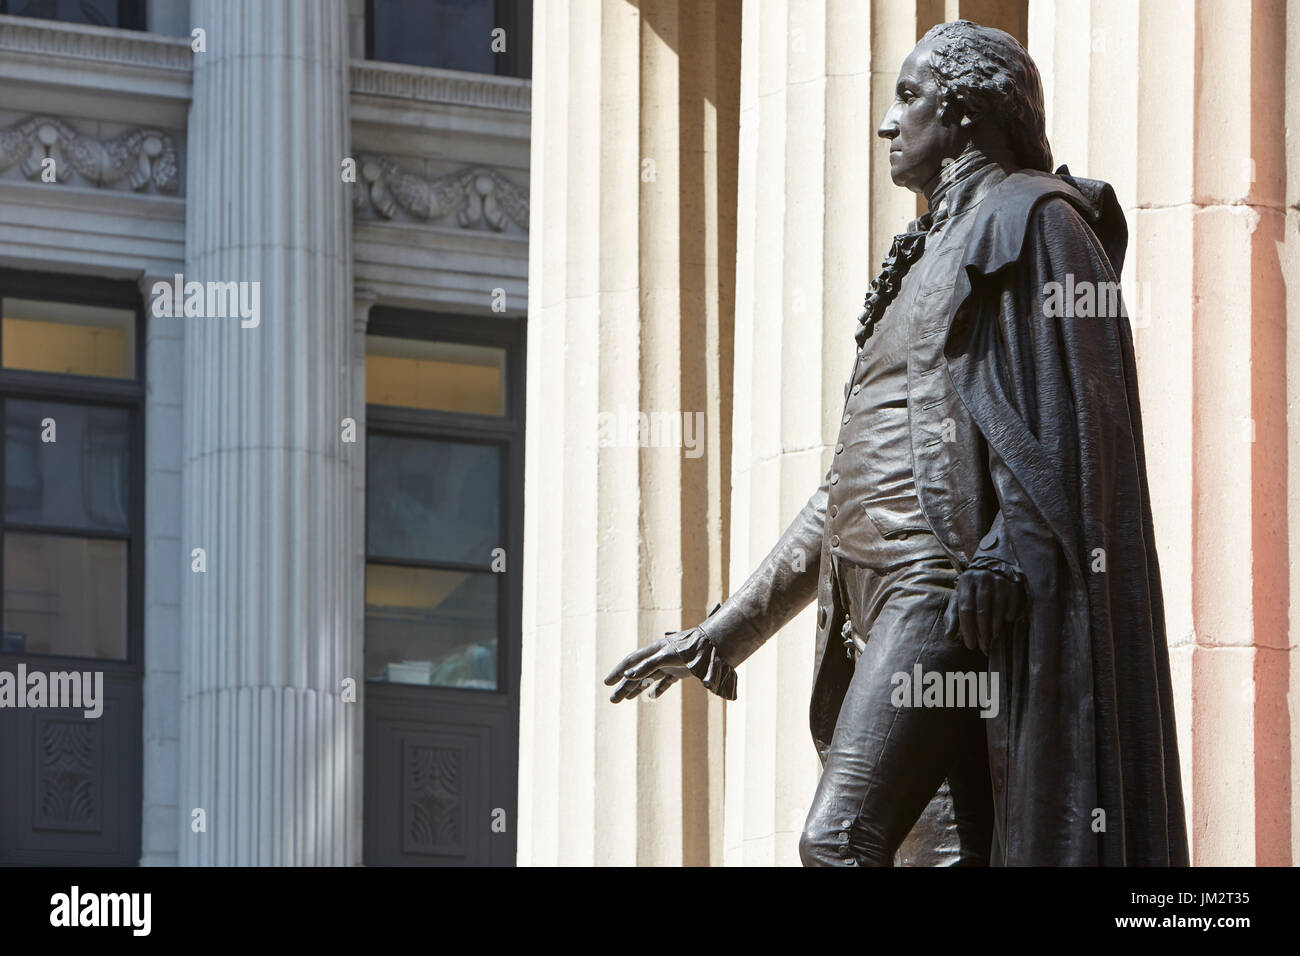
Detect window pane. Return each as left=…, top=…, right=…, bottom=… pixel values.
left=371, top=0, right=496, bottom=73
left=368, top=435, right=499, bottom=565
left=366, top=336, right=505, bottom=415
left=3, top=533, right=127, bottom=660
left=6, top=400, right=130, bottom=533
left=365, top=564, right=498, bottom=690
left=3, top=0, right=124, bottom=28
left=3, top=297, right=135, bottom=379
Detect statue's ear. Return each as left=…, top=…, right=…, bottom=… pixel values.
left=957, top=100, right=985, bottom=128
left=940, top=94, right=977, bottom=128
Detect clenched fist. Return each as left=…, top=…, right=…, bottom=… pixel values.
left=943, top=566, right=1026, bottom=655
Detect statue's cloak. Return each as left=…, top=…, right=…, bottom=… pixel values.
left=943, top=168, right=1189, bottom=865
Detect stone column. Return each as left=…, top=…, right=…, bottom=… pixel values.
left=724, top=0, right=872, bottom=866
left=140, top=272, right=183, bottom=867
left=1286, top=0, right=1300, bottom=868
left=1030, top=0, right=1291, bottom=866
left=519, top=0, right=740, bottom=866
left=179, top=0, right=358, bottom=866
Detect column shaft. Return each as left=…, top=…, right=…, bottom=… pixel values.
left=180, top=0, right=357, bottom=866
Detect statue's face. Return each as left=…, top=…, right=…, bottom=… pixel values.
left=877, top=39, right=964, bottom=193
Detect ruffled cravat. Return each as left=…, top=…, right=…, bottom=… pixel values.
left=854, top=215, right=931, bottom=346
left=853, top=148, right=995, bottom=347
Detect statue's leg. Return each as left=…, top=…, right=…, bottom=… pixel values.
left=800, top=558, right=990, bottom=867
left=894, top=717, right=993, bottom=866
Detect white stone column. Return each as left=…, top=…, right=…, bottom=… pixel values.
left=179, top=0, right=358, bottom=866
left=724, top=0, right=875, bottom=866
left=520, top=0, right=739, bottom=866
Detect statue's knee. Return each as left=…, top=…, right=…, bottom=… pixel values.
left=799, top=824, right=854, bottom=867
left=798, top=826, right=829, bottom=867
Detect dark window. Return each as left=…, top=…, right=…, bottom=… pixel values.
left=0, top=0, right=146, bottom=31
left=362, top=308, right=524, bottom=866
left=0, top=271, right=143, bottom=664
left=364, top=309, right=522, bottom=693
left=366, top=0, right=532, bottom=79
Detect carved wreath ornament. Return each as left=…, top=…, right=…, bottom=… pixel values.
left=357, top=156, right=529, bottom=232
left=0, top=115, right=179, bottom=194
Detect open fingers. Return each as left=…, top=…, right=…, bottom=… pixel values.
left=604, top=641, right=662, bottom=686
left=624, top=644, right=680, bottom=682
left=609, top=674, right=658, bottom=703
left=649, top=675, right=679, bottom=699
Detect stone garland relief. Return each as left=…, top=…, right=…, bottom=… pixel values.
left=355, top=155, right=529, bottom=232
left=0, top=115, right=180, bottom=194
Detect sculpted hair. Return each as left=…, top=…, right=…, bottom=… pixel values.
left=921, top=20, right=1053, bottom=172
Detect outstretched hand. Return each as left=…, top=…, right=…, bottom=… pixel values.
left=604, top=631, right=697, bottom=703
left=943, top=567, right=1026, bottom=655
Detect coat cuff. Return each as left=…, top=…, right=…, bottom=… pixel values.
left=967, top=551, right=1027, bottom=589
left=668, top=624, right=738, bottom=701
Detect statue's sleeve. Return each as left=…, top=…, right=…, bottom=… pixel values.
left=966, top=451, right=1029, bottom=591
left=672, top=475, right=829, bottom=699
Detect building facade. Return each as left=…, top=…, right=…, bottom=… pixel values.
left=1, top=0, right=1296, bottom=869
left=0, top=0, right=530, bottom=866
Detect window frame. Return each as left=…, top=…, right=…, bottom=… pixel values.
left=364, top=0, right=532, bottom=79
left=364, top=307, right=524, bottom=697
left=0, top=0, right=147, bottom=31
left=0, top=268, right=145, bottom=674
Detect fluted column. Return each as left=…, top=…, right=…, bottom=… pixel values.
left=1031, top=0, right=1291, bottom=866
left=179, top=0, right=357, bottom=866
left=519, top=0, right=740, bottom=866
left=725, top=0, right=871, bottom=866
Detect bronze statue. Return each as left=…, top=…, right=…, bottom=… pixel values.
left=606, top=20, right=1188, bottom=867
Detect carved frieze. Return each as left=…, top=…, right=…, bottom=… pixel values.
left=0, top=115, right=180, bottom=194
left=355, top=155, right=528, bottom=232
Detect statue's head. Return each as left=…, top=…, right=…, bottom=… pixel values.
left=877, top=20, right=1053, bottom=195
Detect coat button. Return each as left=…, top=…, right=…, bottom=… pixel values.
left=842, top=414, right=850, bottom=424
left=851, top=383, right=862, bottom=395
left=830, top=474, right=839, bottom=485
left=831, top=535, right=840, bottom=547
left=835, top=443, right=844, bottom=454
left=829, top=505, right=838, bottom=518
